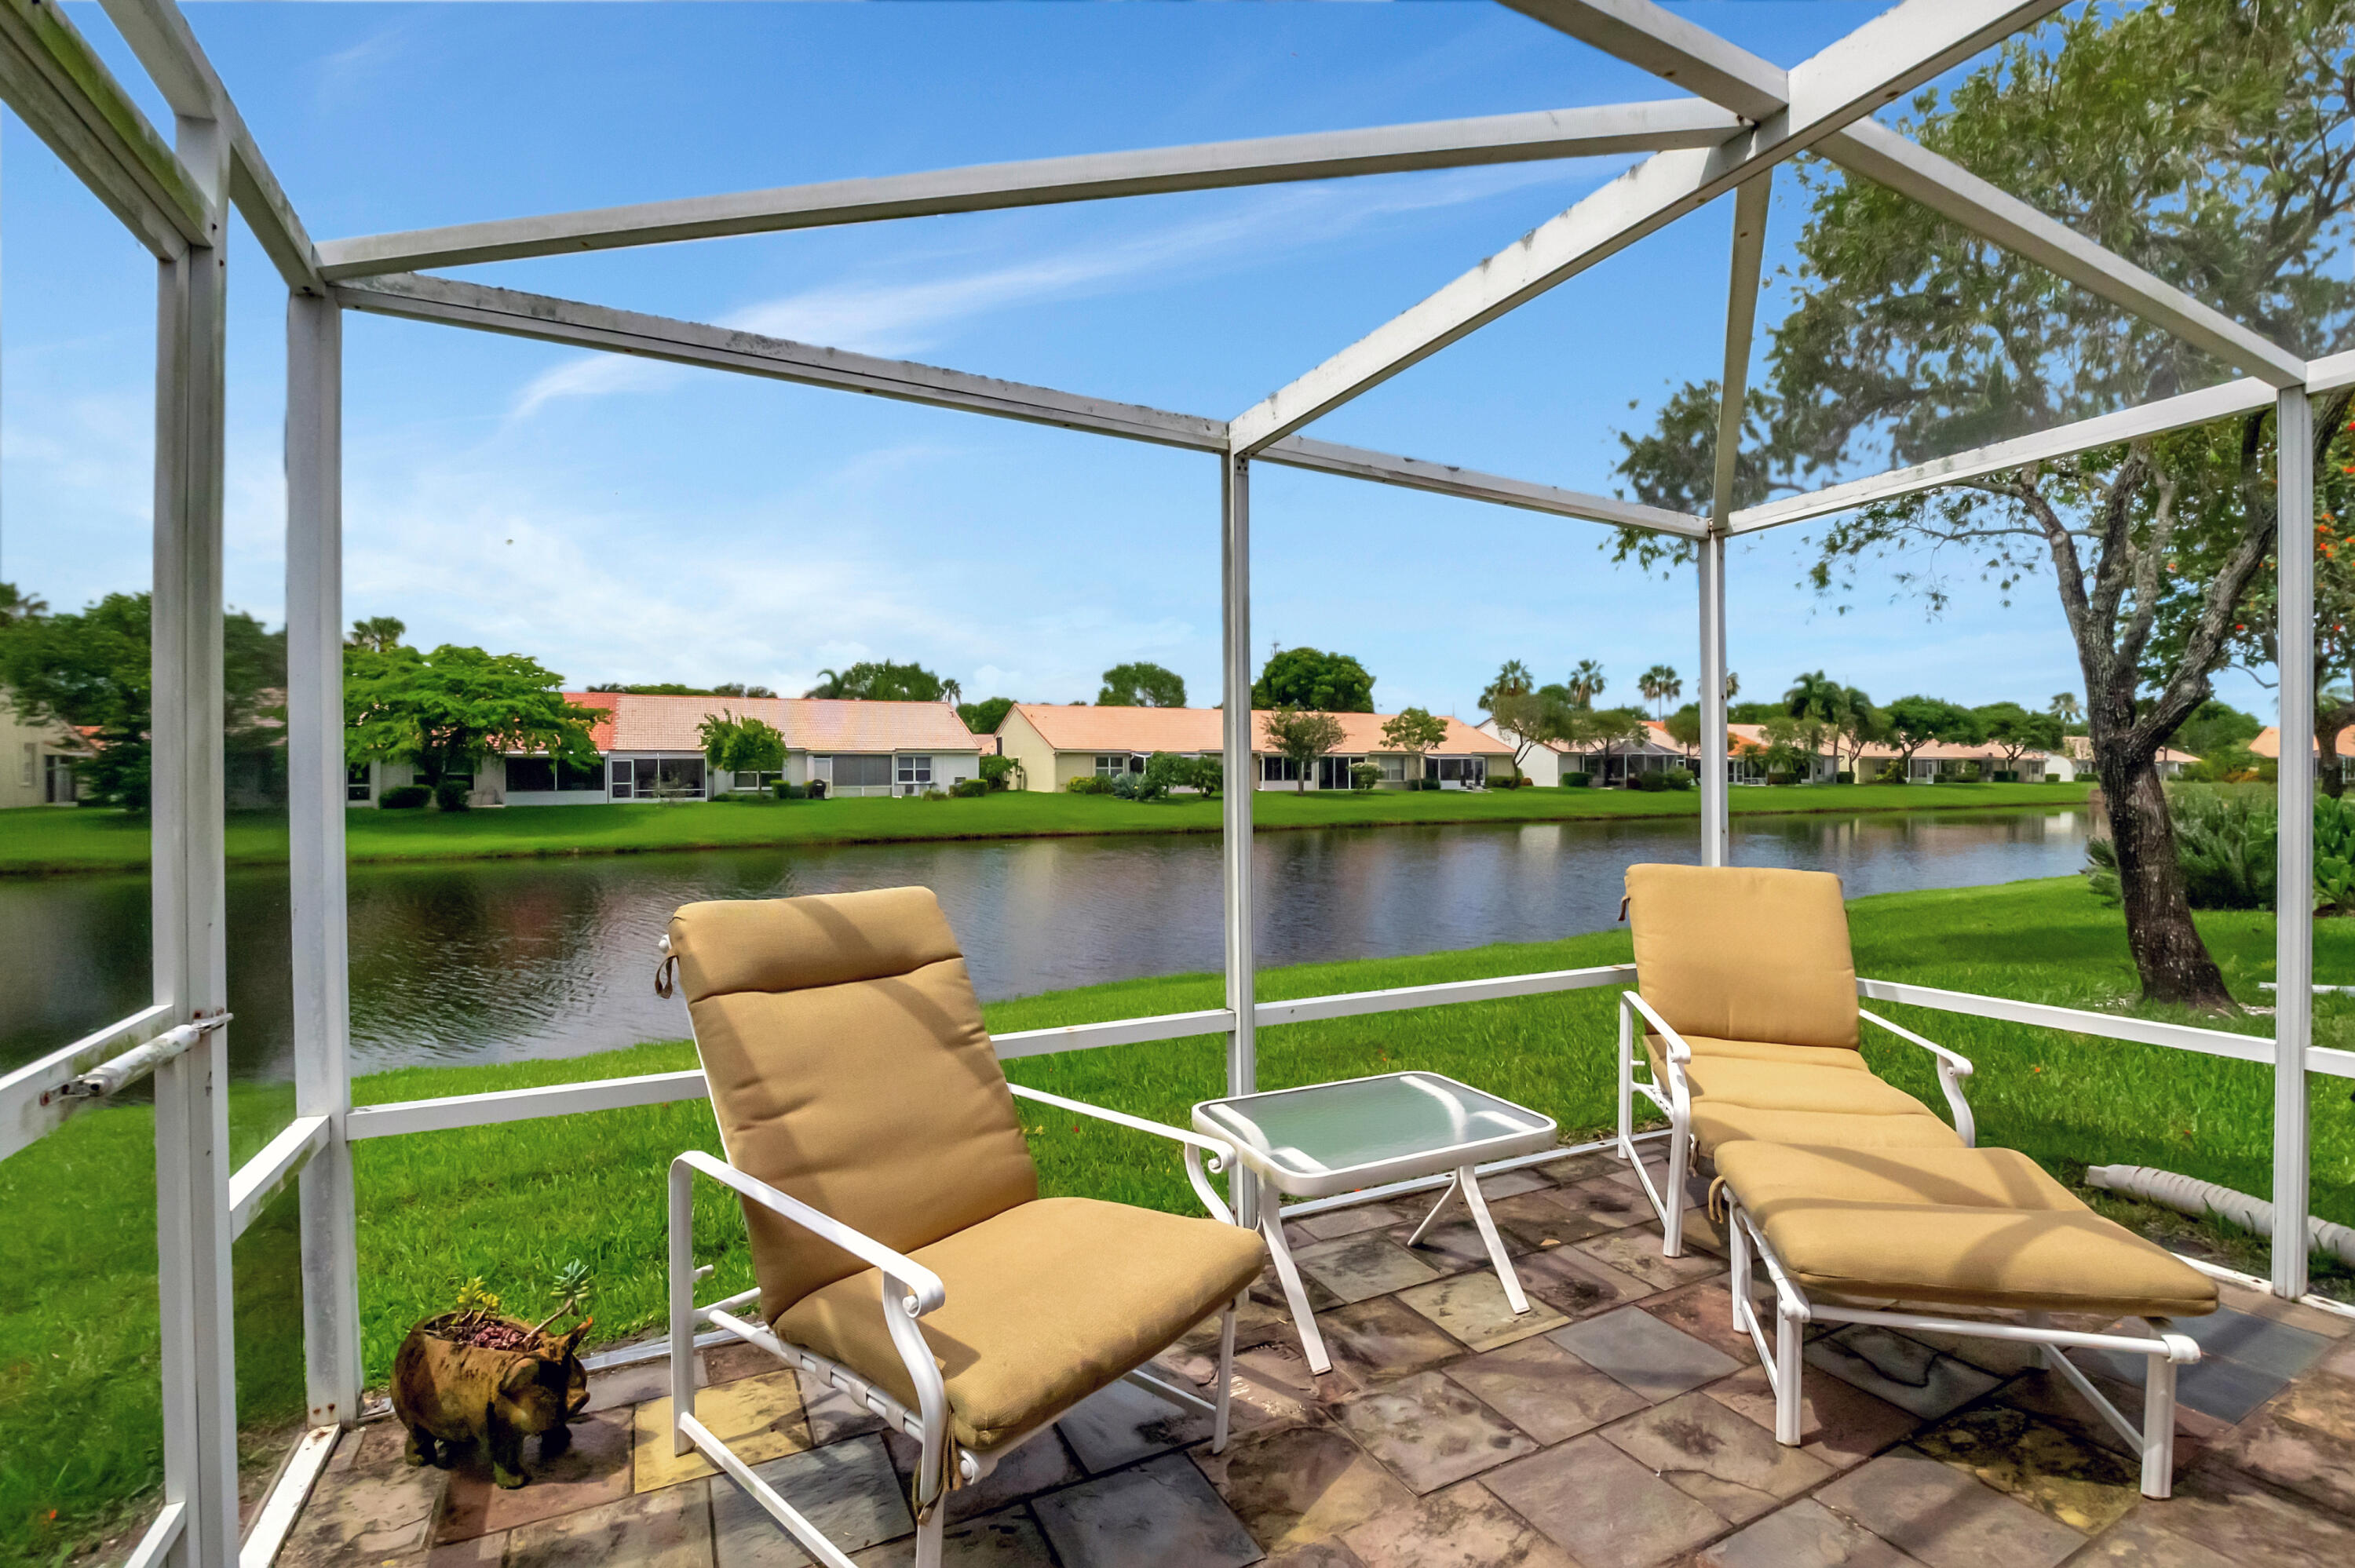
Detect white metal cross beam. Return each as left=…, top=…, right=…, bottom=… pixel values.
left=1226, top=0, right=2068, bottom=454
left=312, top=100, right=1742, bottom=280
left=1500, top=0, right=1789, bottom=122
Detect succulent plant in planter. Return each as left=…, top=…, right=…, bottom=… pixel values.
left=392, top=1262, right=596, bottom=1488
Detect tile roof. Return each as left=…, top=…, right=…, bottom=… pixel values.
left=516, top=693, right=979, bottom=755
left=1006, top=704, right=1509, bottom=755
left=2249, top=726, right=2342, bottom=760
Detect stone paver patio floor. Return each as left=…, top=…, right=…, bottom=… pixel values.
left=278, top=1150, right=2355, bottom=1566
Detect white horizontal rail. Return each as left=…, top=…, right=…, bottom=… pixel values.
left=228, top=1116, right=330, bottom=1239
left=237, top=1425, right=339, bottom=1568
left=122, top=1500, right=187, bottom=1568
left=0, top=1002, right=176, bottom=1162
left=1255, top=963, right=1635, bottom=1027
left=1259, top=437, right=1706, bottom=536
left=313, top=100, right=1741, bottom=279
left=1857, top=977, right=2355, bottom=1079
left=992, top=1007, right=1237, bottom=1062
left=2308, top=348, right=2355, bottom=396
left=346, top=1067, right=710, bottom=1140
left=1728, top=377, right=2279, bottom=534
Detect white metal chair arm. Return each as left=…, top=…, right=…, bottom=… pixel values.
left=1620, top=989, right=1694, bottom=1064
left=1006, top=1083, right=1240, bottom=1224
left=1857, top=1006, right=1976, bottom=1147
left=671, top=1150, right=946, bottom=1314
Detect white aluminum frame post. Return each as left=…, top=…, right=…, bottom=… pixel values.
left=1220, top=454, right=1260, bottom=1228
left=2275, top=385, right=2316, bottom=1300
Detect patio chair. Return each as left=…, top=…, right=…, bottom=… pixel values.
left=659, top=888, right=1266, bottom=1568
left=1619, top=864, right=1977, bottom=1254
left=1714, top=1140, right=2217, bottom=1497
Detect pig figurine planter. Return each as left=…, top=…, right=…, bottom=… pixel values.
left=391, top=1314, right=592, bottom=1488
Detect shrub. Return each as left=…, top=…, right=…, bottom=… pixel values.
left=1108, top=771, right=1144, bottom=800
left=1660, top=768, right=1694, bottom=791
left=950, top=778, right=988, bottom=798
left=1349, top=761, right=1383, bottom=792
left=1560, top=771, right=1592, bottom=789
left=1141, top=751, right=1195, bottom=800
left=922, top=787, right=948, bottom=801
left=2088, top=786, right=2276, bottom=910
left=978, top=754, right=1020, bottom=792
left=1185, top=755, right=1224, bottom=798
left=1415, top=777, right=1444, bottom=791
left=1992, top=769, right=2019, bottom=783
left=433, top=779, right=472, bottom=812
left=772, top=781, right=806, bottom=800
left=1871, top=762, right=1908, bottom=784
left=1835, top=770, right=1854, bottom=785
left=378, top=784, right=431, bottom=809
left=1065, top=774, right=1113, bottom=794
left=1765, top=771, right=1798, bottom=787
left=1630, top=772, right=1669, bottom=793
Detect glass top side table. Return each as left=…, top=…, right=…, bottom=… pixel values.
left=1194, top=1072, right=1558, bottom=1374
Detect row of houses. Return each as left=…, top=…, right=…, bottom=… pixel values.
left=1481, top=717, right=2200, bottom=786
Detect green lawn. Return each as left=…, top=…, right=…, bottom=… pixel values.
left=0, top=779, right=2093, bottom=876
left=6, top=872, right=2346, bottom=1563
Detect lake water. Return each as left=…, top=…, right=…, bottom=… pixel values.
left=0, top=807, right=2090, bottom=1081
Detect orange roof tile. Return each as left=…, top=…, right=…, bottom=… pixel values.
left=1007, top=704, right=1509, bottom=755
left=514, top=693, right=978, bottom=755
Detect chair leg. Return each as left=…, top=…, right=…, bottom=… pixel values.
left=1774, top=1302, right=1805, bottom=1446
left=1211, top=1296, right=1240, bottom=1453
left=2141, top=1353, right=2179, bottom=1499
left=1261, top=1213, right=1332, bottom=1375
left=666, top=1159, right=698, bottom=1457
left=913, top=1504, right=945, bottom=1568
left=1659, top=1115, right=1689, bottom=1258
left=1455, top=1166, right=1531, bottom=1315
left=1616, top=999, right=1637, bottom=1165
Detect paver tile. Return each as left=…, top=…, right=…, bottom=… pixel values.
left=1332, top=1369, right=1535, bottom=1493
left=427, top=1533, right=508, bottom=1568
left=1601, top=1390, right=1834, bottom=1522
left=1813, top=1448, right=2083, bottom=1568
left=1895, top=1327, right=2039, bottom=1378
left=1517, top=1246, right=1655, bottom=1322
left=438, top=1407, right=633, bottom=1541
left=1263, top=1542, right=1368, bottom=1568
left=1394, top=1270, right=1566, bottom=1353
left=795, top=1372, right=889, bottom=1447
left=1572, top=1231, right=1718, bottom=1292
left=2149, top=1460, right=2355, bottom=1566
left=706, top=1341, right=783, bottom=1385
left=1292, top=1234, right=1444, bottom=1304
left=1640, top=1282, right=1759, bottom=1367
left=1056, top=1376, right=1212, bottom=1473
left=2208, top=1403, right=2355, bottom=1517
left=1608, top=1161, right=1704, bottom=1212
left=883, top=1428, right=1083, bottom=1523
left=2268, top=1358, right=2355, bottom=1442
left=1550, top=1307, right=1740, bottom=1402
left=713, top=1434, right=911, bottom=1566
left=1696, top=1497, right=1926, bottom=1568
left=848, top=1507, right=1053, bottom=1566
left=1908, top=1406, right=2141, bottom=1533
left=1319, top=1297, right=1465, bottom=1383
left=1484, top=1433, right=1725, bottom=1568
left=1553, top=1176, right=1651, bottom=1229
left=279, top=1420, right=447, bottom=1566
left=1385, top=1217, right=1506, bottom=1277
left=1993, top=1368, right=2222, bottom=1457
left=2065, top=1510, right=2238, bottom=1566
left=505, top=1478, right=714, bottom=1568
left=2180, top=1307, right=2333, bottom=1379
left=1442, top=1336, right=1649, bottom=1444
left=1194, top=1425, right=1413, bottom=1552
left=1031, top=1451, right=1262, bottom=1568
left=1487, top=1190, right=1620, bottom=1250
left=1705, top=1362, right=1919, bottom=1471
left=2214, top=1281, right=2354, bottom=1340
left=1339, top=1480, right=1576, bottom=1568
left=635, top=1371, right=811, bottom=1490
left=1806, top=1327, right=1999, bottom=1421
left=587, top=1356, right=705, bottom=1413
left=1297, top=1199, right=1419, bottom=1242
left=1253, top=1267, right=1343, bottom=1317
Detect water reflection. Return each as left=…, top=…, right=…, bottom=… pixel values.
left=0, top=808, right=2087, bottom=1081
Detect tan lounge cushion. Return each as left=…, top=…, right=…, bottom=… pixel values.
left=1673, top=1037, right=1873, bottom=1072
left=776, top=1197, right=1268, bottom=1451
left=670, top=890, right=1039, bottom=1318
left=1692, top=1103, right=1964, bottom=1156
left=1627, top=864, right=1859, bottom=1050
left=1682, top=1059, right=1934, bottom=1118
left=1714, top=1144, right=2217, bottom=1318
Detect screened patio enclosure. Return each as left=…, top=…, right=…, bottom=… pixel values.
left=2, top=1, right=2352, bottom=1564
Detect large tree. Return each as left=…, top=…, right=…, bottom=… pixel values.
left=805, top=659, right=949, bottom=702
left=347, top=644, right=603, bottom=806
left=0, top=589, right=282, bottom=809
left=1260, top=706, right=1346, bottom=793
left=1253, top=647, right=1375, bottom=712
left=1097, top=661, right=1188, bottom=708
left=1976, top=702, right=2066, bottom=773
left=1611, top=0, right=2355, bottom=1008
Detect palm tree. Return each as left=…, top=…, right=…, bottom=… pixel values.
left=806, top=669, right=846, bottom=699
left=1479, top=659, right=1534, bottom=713
left=2050, top=691, right=2083, bottom=725
left=1638, top=664, right=1682, bottom=720
left=1725, top=670, right=1740, bottom=701
left=1567, top=659, right=1607, bottom=709
left=941, top=677, right=962, bottom=706
left=1783, top=669, right=1842, bottom=721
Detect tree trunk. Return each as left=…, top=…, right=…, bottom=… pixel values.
left=2099, top=750, right=2233, bottom=1010
left=2319, top=711, right=2350, bottom=799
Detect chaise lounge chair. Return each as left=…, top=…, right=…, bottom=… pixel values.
left=1618, top=863, right=1977, bottom=1255
left=1714, top=1140, right=2217, bottom=1497
left=658, top=888, right=1266, bottom=1568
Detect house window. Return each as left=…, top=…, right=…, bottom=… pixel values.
left=1260, top=756, right=1302, bottom=782
left=896, top=756, right=933, bottom=793
left=609, top=757, right=634, bottom=798
left=631, top=757, right=706, bottom=798
left=832, top=754, right=893, bottom=789
left=43, top=754, right=74, bottom=804
left=734, top=770, right=782, bottom=791
left=1375, top=755, right=1405, bottom=782
left=507, top=758, right=557, bottom=793
left=21, top=742, right=35, bottom=788
left=347, top=763, right=371, bottom=801
left=1428, top=757, right=1488, bottom=785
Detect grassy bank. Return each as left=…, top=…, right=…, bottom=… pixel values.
left=0, top=779, right=2092, bottom=876
left=7, top=873, right=2346, bottom=1563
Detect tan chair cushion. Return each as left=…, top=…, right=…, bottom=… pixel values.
left=669, top=890, right=1039, bottom=1319
left=1674, top=1036, right=1873, bottom=1072
left=1693, top=1103, right=1964, bottom=1156
left=1714, top=1144, right=2217, bottom=1318
left=1627, top=864, right=1859, bottom=1050
left=775, top=1197, right=1268, bottom=1451
left=1682, top=1059, right=1934, bottom=1118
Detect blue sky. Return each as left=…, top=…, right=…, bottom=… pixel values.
left=0, top=2, right=2280, bottom=723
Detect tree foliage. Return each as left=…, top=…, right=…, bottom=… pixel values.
left=346, top=645, right=603, bottom=805
left=1097, top=661, right=1188, bottom=708
left=805, top=660, right=949, bottom=702
left=1882, top=696, right=1984, bottom=768
left=1260, top=706, right=1347, bottom=792
left=699, top=710, right=789, bottom=776
left=1253, top=647, right=1375, bottom=712
left=1974, top=702, right=2065, bottom=768
left=1607, top=0, right=2355, bottom=1006
left=958, top=696, right=1016, bottom=735
left=347, top=615, right=404, bottom=652
left=1378, top=706, right=1448, bottom=758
